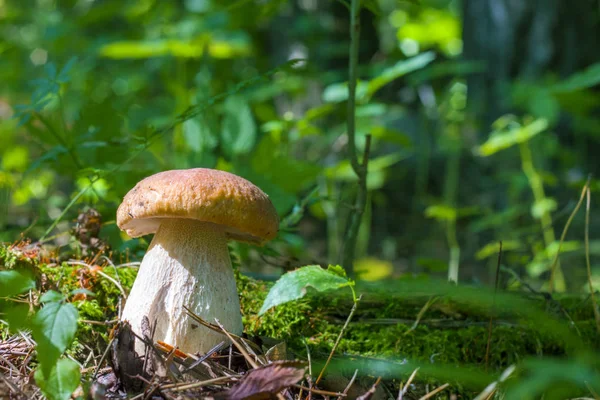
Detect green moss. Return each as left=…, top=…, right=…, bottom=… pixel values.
left=236, top=270, right=329, bottom=340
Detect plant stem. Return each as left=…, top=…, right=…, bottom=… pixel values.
left=518, top=141, right=565, bottom=291
left=444, top=131, right=461, bottom=282
left=314, top=294, right=361, bottom=386
left=584, top=187, right=600, bottom=334
left=341, top=0, right=371, bottom=275
left=548, top=177, right=589, bottom=293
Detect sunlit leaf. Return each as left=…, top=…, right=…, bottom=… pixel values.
left=99, top=38, right=251, bottom=59
left=366, top=52, right=436, bottom=98
left=424, top=204, right=456, bottom=221
left=183, top=117, right=217, bottom=153
left=259, top=265, right=352, bottom=315
left=476, top=118, right=548, bottom=156
left=476, top=240, right=522, bottom=260
left=221, top=96, right=256, bottom=157
left=531, top=198, right=557, bottom=219
left=326, top=152, right=406, bottom=182
left=322, top=80, right=369, bottom=103
left=40, top=290, right=65, bottom=303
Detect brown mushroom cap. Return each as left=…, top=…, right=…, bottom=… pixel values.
left=116, top=169, right=279, bottom=245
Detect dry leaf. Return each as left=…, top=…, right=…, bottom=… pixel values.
left=220, top=361, right=306, bottom=400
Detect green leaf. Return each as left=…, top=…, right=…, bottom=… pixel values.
left=322, top=81, right=369, bottom=103
left=476, top=118, right=548, bottom=156
left=35, top=358, right=81, bottom=400
left=3, top=303, right=31, bottom=332
left=551, top=62, right=600, bottom=93
left=531, top=198, right=557, bottom=219
left=366, top=52, right=436, bottom=99
left=476, top=240, right=522, bottom=260
left=0, top=269, right=36, bottom=298
left=56, top=57, right=78, bottom=83
left=27, top=145, right=68, bottom=173
left=183, top=117, right=217, bottom=153
left=40, top=290, right=65, bottom=303
left=44, top=62, right=57, bottom=80
left=221, top=95, right=257, bottom=157
left=424, top=204, right=456, bottom=222
left=259, top=265, right=352, bottom=315
left=33, top=301, right=78, bottom=370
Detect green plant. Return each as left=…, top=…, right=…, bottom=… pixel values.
left=1, top=268, right=80, bottom=400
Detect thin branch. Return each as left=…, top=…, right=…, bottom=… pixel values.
left=418, top=383, right=450, bottom=400
left=315, top=295, right=362, bottom=385
left=338, top=369, right=359, bottom=400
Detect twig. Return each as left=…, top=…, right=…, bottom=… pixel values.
left=294, top=384, right=346, bottom=397
left=549, top=176, right=591, bottom=293
left=0, top=371, right=28, bottom=398
left=398, top=368, right=419, bottom=400
left=474, top=365, right=516, bottom=400
left=338, top=369, right=359, bottom=400
left=182, top=341, right=227, bottom=373
left=485, top=241, right=502, bottom=371
left=405, top=296, right=437, bottom=335
left=584, top=186, right=600, bottom=334
left=315, top=295, right=362, bottom=386
left=161, top=375, right=237, bottom=392
left=213, top=319, right=258, bottom=369
left=418, top=383, right=449, bottom=400
left=80, top=319, right=118, bottom=326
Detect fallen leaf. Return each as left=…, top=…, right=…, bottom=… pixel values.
left=220, top=361, right=306, bottom=400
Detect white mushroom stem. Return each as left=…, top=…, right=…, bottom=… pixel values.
left=121, top=219, right=243, bottom=356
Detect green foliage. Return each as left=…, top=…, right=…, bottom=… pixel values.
left=476, top=117, right=549, bottom=157
left=0, top=269, right=35, bottom=297
left=34, top=358, right=81, bottom=400
left=2, top=0, right=600, bottom=397
left=33, top=291, right=79, bottom=373
left=259, top=265, right=355, bottom=315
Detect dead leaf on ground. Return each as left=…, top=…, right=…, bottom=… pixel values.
left=218, top=361, right=306, bottom=400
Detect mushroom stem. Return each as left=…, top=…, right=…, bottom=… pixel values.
left=121, top=219, right=243, bottom=356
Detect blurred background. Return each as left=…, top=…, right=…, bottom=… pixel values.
left=1, top=0, right=600, bottom=291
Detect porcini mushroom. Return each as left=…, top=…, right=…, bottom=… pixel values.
left=116, top=168, right=278, bottom=355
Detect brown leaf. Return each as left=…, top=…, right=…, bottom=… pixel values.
left=220, top=361, right=306, bottom=400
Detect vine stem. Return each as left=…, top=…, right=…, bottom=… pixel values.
left=341, top=0, right=371, bottom=275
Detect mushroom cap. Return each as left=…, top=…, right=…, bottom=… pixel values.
left=116, top=168, right=279, bottom=245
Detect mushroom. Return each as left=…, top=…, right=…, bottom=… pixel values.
left=116, top=168, right=278, bottom=355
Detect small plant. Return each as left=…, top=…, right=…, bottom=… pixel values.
left=1, top=264, right=81, bottom=400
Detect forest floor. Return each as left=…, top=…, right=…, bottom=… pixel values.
left=1, top=239, right=599, bottom=399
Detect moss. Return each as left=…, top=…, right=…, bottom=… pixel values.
left=236, top=270, right=329, bottom=340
